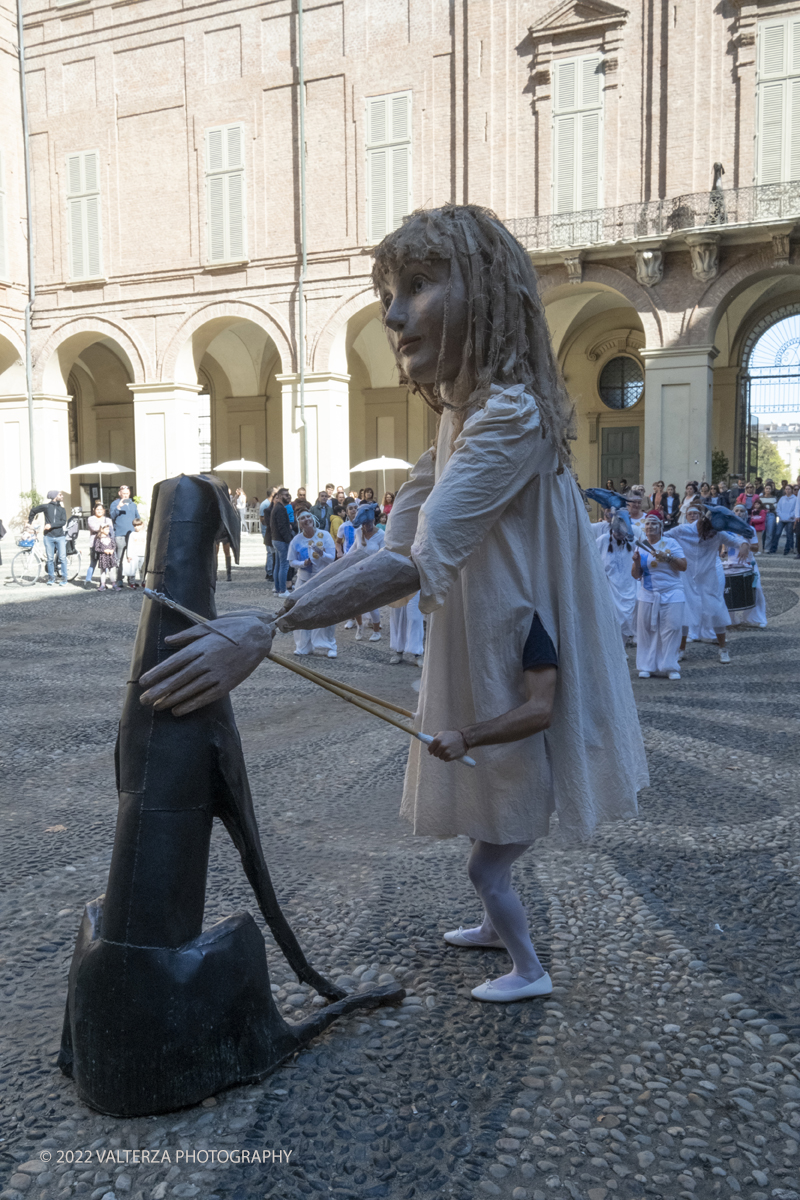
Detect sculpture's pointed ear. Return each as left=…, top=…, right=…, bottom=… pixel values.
left=200, top=473, right=241, bottom=563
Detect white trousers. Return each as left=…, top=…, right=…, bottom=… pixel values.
left=636, top=598, right=684, bottom=675
left=294, top=625, right=336, bottom=654
left=389, top=593, right=425, bottom=655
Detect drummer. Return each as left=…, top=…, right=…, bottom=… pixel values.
left=671, top=503, right=750, bottom=665
left=726, top=505, right=767, bottom=629
left=631, top=514, right=687, bottom=680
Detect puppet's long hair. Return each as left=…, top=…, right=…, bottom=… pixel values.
left=371, top=204, right=575, bottom=469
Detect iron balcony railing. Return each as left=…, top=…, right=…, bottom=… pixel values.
left=506, top=180, right=800, bottom=252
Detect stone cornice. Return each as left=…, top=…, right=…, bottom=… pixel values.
left=529, top=0, right=629, bottom=41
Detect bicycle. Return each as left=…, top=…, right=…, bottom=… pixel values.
left=12, top=531, right=82, bottom=587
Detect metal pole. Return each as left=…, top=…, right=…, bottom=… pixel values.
left=16, top=0, right=36, bottom=495
left=296, top=0, right=309, bottom=492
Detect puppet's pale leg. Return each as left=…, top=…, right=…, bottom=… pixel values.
left=466, top=840, right=545, bottom=989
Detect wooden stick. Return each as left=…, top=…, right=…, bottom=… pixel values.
left=269, top=650, right=414, bottom=718
left=268, top=651, right=476, bottom=768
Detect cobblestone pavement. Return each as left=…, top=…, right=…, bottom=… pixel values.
left=1, top=539, right=799, bottom=1200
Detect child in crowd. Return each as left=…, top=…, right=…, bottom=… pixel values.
left=123, top=518, right=147, bottom=587
left=93, top=522, right=118, bottom=590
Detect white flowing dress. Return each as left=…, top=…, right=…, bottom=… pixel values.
left=389, top=592, right=425, bottom=656
left=669, top=524, right=744, bottom=640
left=383, top=384, right=649, bottom=846
left=289, top=530, right=337, bottom=654
left=595, top=529, right=637, bottom=639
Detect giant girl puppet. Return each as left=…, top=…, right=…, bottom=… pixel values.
left=140, top=205, right=649, bottom=1003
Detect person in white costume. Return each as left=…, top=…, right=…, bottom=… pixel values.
left=632, top=515, right=687, bottom=679
left=138, top=205, right=649, bottom=1005
left=595, top=519, right=637, bottom=641
left=388, top=592, right=425, bottom=665
left=726, top=505, right=767, bottom=629
left=287, top=512, right=337, bottom=658
left=350, top=503, right=383, bottom=642
left=672, top=503, right=750, bottom=664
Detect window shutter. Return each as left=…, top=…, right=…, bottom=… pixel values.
left=85, top=195, right=101, bottom=277
left=208, top=175, right=225, bottom=261
left=791, top=79, right=800, bottom=181
left=68, top=154, right=83, bottom=197
left=554, top=116, right=576, bottom=213
left=368, top=97, right=387, bottom=147
left=368, top=148, right=388, bottom=241
left=226, top=171, right=244, bottom=259
left=205, top=123, right=247, bottom=262
left=553, top=56, right=603, bottom=213
left=580, top=57, right=601, bottom=108
left=759, top=81, right=785, bottom=183
left=66, top=149, right=102, bottom=280
left=555, top=60, right=576, bottom=113
left=207, top=128, right=224, bottom=172
left=762, top=22, right=786, bottom=78
left=391, top=144, right=409, bottom=229
left=580, top=111, right=601, bottom=209
left=69, top=197, right=85, bottom=278
left=792, top=19, right=800, bottom=75
left=365, top=92, right=411, bottom=241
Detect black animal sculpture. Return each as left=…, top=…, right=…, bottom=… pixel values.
left=58, top=473, right=403, bottom=1117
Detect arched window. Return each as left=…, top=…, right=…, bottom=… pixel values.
left=598, top=355, right=644, bottom=409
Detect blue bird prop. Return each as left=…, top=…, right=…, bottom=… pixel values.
left=611, top=507, right=634, bottom=539
left=708, top=506, right=755, bottom=539
left=583, top=487, right=628, bottom=510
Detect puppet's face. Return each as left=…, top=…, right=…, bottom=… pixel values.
left=379, top=258, right=468, bottom=386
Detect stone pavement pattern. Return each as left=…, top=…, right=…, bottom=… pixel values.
left=1, top=540, right=799, bottom=1200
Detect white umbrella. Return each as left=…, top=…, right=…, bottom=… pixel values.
left=70, top=460, right=134, bottom=505
left=213, top=458, right=270, bottom=491
left=349, top=456, right=413, bottom=500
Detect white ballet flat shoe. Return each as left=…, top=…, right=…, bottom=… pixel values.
left=443, top=926, right=506, bottom=949
left=668, top=671, right=681, bottom=680
left=677, top=650, right=685, bottom=662
left=471, top=973, right=553, bottom=1003
left=638, top=670, right=651, bottom=678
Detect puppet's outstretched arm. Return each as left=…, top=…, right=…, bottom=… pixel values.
left=278, top=549, right=419, bottom=632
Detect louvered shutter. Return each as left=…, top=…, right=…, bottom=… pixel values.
left=366, top=92, right=411, bottom=242
left=0, top=150, right=6, bottom=280
left=205, top=123, right=247, bottom=262
left=369, top=149, right=388, bottom=241
left=553, top=57, right=602, bottom=213
left=757, top=18, right=800, bottom=183
left=580, top=111, right=601, bottom=209
left=554, top=116, right=576, bottom=213
left=66, top=149, right=102, bottom=280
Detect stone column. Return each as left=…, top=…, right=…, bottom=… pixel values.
left=129, top=382, right=202, bottom=508
left=275, top=372, right=350, bottom=497
left=0, top=394, right=74, bottom=516
left=641, top=346, right=718, bottom=487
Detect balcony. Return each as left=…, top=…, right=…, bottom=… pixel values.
left=505, top=180, right=800, bottom=254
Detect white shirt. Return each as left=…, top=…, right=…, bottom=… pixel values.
left=635, top=536, right=685, bottom=604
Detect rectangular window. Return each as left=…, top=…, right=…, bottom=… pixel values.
left=66, top=149, right=102, bottom=280
left=552, top=56, right=603, bottom=214
left=205, top=123, right=247, bottom=264
left=756, top=17, right=800, bottom=184
left=0, top=149, right=7, bottom=281
left=365, top=91, right=411, bottom=243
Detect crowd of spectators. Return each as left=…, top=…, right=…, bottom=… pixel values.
left=603, top=474, right=800, bottom=556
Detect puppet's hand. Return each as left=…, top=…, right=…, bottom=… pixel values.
left=427, top=730, right=469, bottom=762
left=139, top=613, right=274, bottom=715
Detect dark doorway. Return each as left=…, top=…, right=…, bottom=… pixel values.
left=601, top=426, right=640, bottom=484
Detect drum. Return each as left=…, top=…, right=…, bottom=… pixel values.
left=724, top=569, right=755, bottom=611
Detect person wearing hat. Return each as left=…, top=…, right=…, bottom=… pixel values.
left=28, top=490, right=68, bottom=586
left=670, top=502, right=749, bottom=664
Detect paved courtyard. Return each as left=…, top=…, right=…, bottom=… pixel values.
left=1, top=534, right=800, bottom=1200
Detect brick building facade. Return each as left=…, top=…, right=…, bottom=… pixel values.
left=1, top=0, right=800, bottom=517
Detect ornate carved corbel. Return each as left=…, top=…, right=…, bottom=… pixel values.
left=772, top=232, right=792, bottom=265
left=635, top=249, right=663, bottom=288
left=564, top=252, right=584, bottom=284
left=685, top=234, right=719, bottom=284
